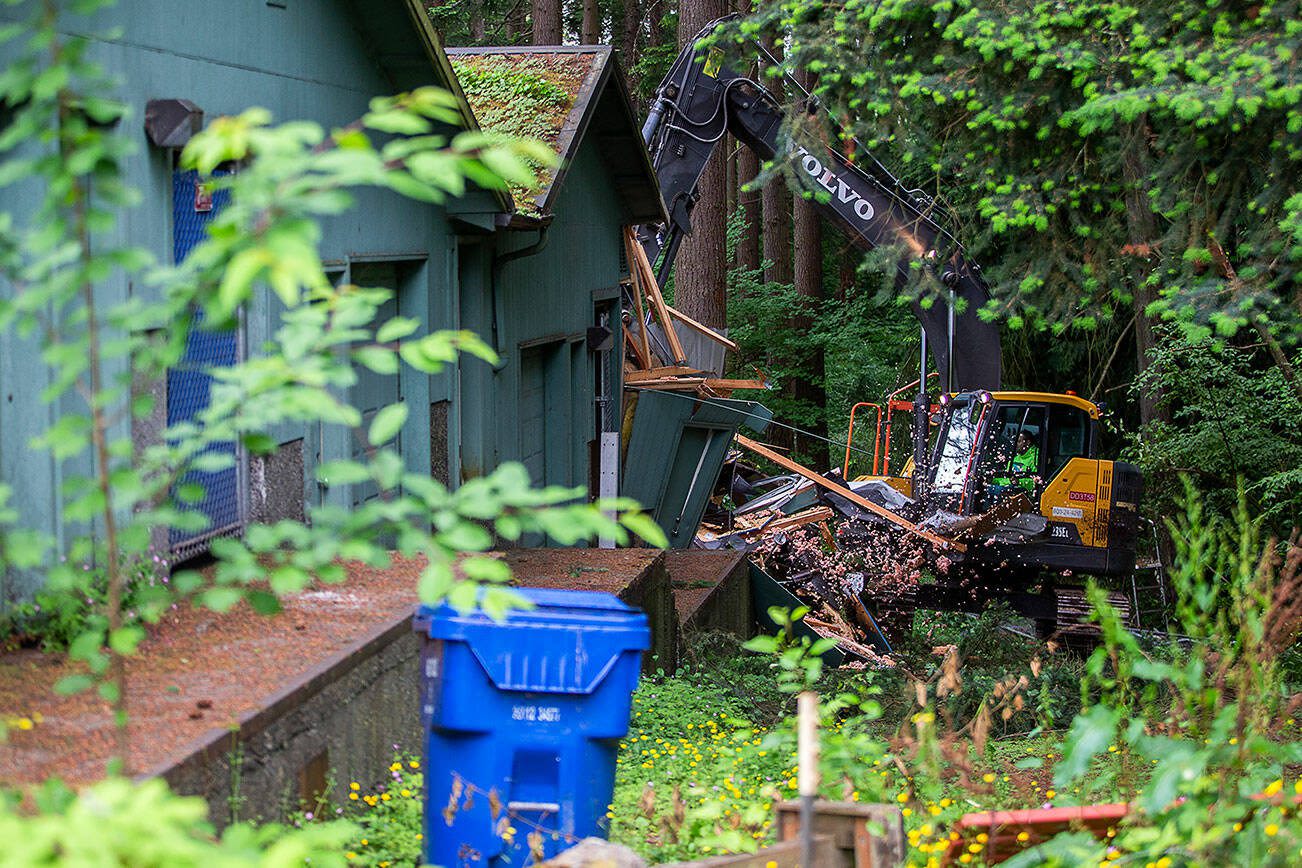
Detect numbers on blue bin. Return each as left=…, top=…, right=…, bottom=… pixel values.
left=511, top=704, right=562, bottom=723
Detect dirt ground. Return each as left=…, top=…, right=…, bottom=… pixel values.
left=0, top=548, right=676, bottom=789
left=0, top=556, right=428, bottom=788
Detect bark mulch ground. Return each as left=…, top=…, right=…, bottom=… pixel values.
left=0, top=556, right=426, bottom=789
left=0, top=548, right=665, bottom=790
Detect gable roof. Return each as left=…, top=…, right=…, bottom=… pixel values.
left=444, top=45, right=666, bottom=225
left=344, top=0, right=514, bottom=213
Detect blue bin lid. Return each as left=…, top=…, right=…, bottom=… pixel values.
left=415, top=586, right=651, bottom=695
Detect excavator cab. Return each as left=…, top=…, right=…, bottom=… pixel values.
left=927, top=391, right=1142, bottom=576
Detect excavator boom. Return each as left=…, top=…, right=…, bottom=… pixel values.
left=639, top=14, right=1001, bottom=391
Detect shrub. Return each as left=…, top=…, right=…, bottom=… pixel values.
left=1020, top=486, right=1302, bottom=865
left=1, top=551, right=171, bottom=652
left=0, top=778, right=354, bottom=867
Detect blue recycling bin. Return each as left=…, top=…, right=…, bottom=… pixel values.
left=415, top=587, right=650, bottom=867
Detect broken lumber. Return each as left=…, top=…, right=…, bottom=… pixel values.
left=702, top=377, right=768, bottom=391
left=628, top=377, right=707, bottom=389
left=624, top=228, right=688, bottom=366
left=625, top=365, right=703, bottom=383
left=804, top=618, right=883, bottom=660
left=743, top=507, right=833, bottom=537
left=623, top=323, right=651, bottom=369
left=624, top=268, right=653, bottom=366
left=733, top=433, right=966, bottom=552
left=762, top=506, right=834, bottom=531
left=665, top=304, right=740, bottom=352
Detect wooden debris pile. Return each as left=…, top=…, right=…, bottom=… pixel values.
left=694, top=439, right=963, bottom=663
left=621, top=228, right=767, bottom=398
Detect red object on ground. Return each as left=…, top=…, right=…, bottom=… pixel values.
left=940, top=803, right=1130, bottom=864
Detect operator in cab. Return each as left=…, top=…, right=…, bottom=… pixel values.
left=991, top=430, right=1039, bottom=497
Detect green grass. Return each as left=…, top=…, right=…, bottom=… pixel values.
left=610, top=629, right=1100, bottom=864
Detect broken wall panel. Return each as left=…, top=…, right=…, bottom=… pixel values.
left=620, top=389, right=772, bottom=548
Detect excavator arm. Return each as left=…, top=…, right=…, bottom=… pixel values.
left=639, top=14, right=1002, bottom=391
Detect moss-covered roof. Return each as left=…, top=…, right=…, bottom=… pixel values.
left=445, top=46, right=666, bottom=224
left=447, top=51, right=597, bottom=214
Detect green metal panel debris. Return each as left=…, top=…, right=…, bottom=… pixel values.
left=620, top=390, right=772, bottom=549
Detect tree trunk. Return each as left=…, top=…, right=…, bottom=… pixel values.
left=620, top=0, right=640, bottom=106
left=505, top=0, right=526, bottom=42
left=1121, top=118, right=1170, bottom=428
left=759, top=38, right=794, bottom=449
left=726, top=134, right=738, bottom=226
left=792, top=69, right=828, bottom=469
left=736, top=145, right=761, bottom=274
left=531, top=0, right=562, bottom=44
left=761, top=37, right=792, bottom=289
left=838, top=240, right=855, bottom=304
left=582, top=0, right=601, bottom=43
left=647, top=0, right=664, bottom=47
left=673, top=0, right=730, bottom=328
left=469, top=0, right=486, bottom=41
left=735, top=0, right=760, bottom=273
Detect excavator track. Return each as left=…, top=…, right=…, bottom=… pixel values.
left=1039, top=586, right=1134, bottom=648
left=862, top=586, right=918, bottom=647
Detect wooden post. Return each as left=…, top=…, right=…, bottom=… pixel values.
left=776, top=801, right=908, bottom=867
left=798, top=692, right=820, bottom=868
left=666, top=303, right=740, bottom=352
left=625, top=270, right=653, bottom=367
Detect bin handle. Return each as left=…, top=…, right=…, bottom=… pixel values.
left=507, top=800, right=561, bottom=813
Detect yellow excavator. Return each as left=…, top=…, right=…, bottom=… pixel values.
left=837, top=387, right=1143, bottom=638
left=848, top=388, right=1141, bottom=573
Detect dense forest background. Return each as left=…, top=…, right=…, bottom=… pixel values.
left=425, top=0, right=1302, bottom=534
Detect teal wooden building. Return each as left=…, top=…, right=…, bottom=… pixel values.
left=446, top=46, right=663, bottom=490
left=0, top=1, right=661, bottom=601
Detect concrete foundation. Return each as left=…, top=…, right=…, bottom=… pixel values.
left=666, top=550, right=753, bottom=638
left=248, top=438, right=306, bottom=525
left=503, top=549, right=677, bottom=673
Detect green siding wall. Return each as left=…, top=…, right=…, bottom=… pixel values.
left=459, top=142, right=627, bottom=491
left=0, top=1, right=457, bottom=601
left=0, top=3, right=638, bottom=598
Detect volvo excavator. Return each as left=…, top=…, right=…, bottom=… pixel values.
left=635, top=16, right=1145, bottom=641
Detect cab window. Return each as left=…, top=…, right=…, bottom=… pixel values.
left=982, top=404, right=1047, bottom=477
left=932, top=399, right=982, bottom=493
left=1046, top=404, right=1091, bottom=477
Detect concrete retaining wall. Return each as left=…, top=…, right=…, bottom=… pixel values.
left=151, top=547, right=752, bottom=826
left=152, top=617, right=423, bottom=828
